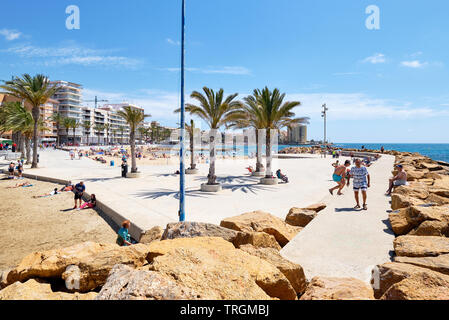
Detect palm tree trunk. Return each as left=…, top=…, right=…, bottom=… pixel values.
left=256, top=128, right=263, bottom=172
left=208, top=130, right=217, bottom=184
left=25, top=138, right=31, bottom=164
left=73, top=128, right=76, bottom=145
left=56, top=124, right=60, bottom=147
left=31, top=106, right=40, bottom=168
left=18, top=134, right=25, bottom=159
left=265, top=129, right=272, bottom=178
left=130, top=128, right=137, bottom=173
left=190, top=133, right=195, bottom=169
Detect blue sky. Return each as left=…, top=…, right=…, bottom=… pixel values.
left=1, top=0, right=448, bottom=143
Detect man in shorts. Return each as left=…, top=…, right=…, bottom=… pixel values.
left=347, top=159, right=370, bottom=210
left=329, top=160, right=351, bottom=195
left=73, top=181, right=86, bottom=209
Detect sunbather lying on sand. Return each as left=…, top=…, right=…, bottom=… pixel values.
left=7, top=181, right=33, bottom=188
left=32, top=188, right=60, bottom=198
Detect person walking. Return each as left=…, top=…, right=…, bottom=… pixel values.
left=329, top=160, right=351, bottom=195
left=73, top=181, right=86, bottom=209
left=347, top=158, right=370, bottom=210
left=121, top=160, right=128, bottom=178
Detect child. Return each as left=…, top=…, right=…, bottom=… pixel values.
left=117, top=220, right=132, bottom=246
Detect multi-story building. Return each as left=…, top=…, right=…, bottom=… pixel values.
left=40, top=98, right=60, bottom=143
left=50, top=81, right=83, bottom=144
left=287, top=124, right=307, bottom=144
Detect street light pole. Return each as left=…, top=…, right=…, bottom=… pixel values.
left=321, top=103, right=328, bottom=144
left=179, top=0, right=186, bottom=222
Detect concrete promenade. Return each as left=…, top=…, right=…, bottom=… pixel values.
left=281, top=154, right=396, bottom=283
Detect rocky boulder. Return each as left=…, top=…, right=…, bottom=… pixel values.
left=139, top=226, right=164, bottom=244
left=96, top=265, right=199, bottom=300
left=395, top=254, right=449, bottom=276
left=393, top=183, right=429, bottom=200
left=390, top=194, right=425, bottom=210
left=408, top=220, right=449, bottom=237
left=62, top=244, right=151, bottom=292
left=300, top=277, right=374, bottom=300
left=147, top=237, right=297, bottom=300
left=233, top=232, right=281, bottom=250
left=285, top=208, right=317, bottom=227
left=161, top=222, right=238, bottom=243
left=394, top=235, right=449, bottom=257
left=2, top=242, right=117, bottom=288
left=304, top=203, right=327, bottom=213
left=381, top=273, right=449, bottom=300
left=0, top=279, right=96, bottom=300
left=239, top=244, right=307, bottom=294
left=426, top=193, right=449, bottom=206
left=220, top=211, right=301, bottom=247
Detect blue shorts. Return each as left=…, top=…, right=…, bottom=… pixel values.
left=353, top=185, right=367, bottom=191
left=333, top=174, right=343, bottom=182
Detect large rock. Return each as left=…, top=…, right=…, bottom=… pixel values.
left=395, top=254, right=449, bottom=276
left=146, top=237, right=235, bottom=262
left=429, top=188, right=449, bottom=199
left=388, top=206, right=449, bottom=236
left=433, top=176, right=449, bottom=190
left=0, top=279, right=96, bottom=300
left=390, top=194, right=425, bottom=210
left=405, top=169, right=427, bottom=181
left=139, top=226, right=164, bottom=244
left=2, top=242, right=117, bottom=288
left=304, top=203, right=327, bottom=213
left=285, top=208, right=317, bottom=227
left=220, top=211, right=301, bottom=247
left=62, top=244, right=150, bottom=292
left=239, top=244, right=307, bottom=294
left=394, top=235, right=449, bottom=257
left=381, top=273, right=449, bottom=300
left=233, top=232, right=281, bottom=250
left=96, top=265, right=198, bottom=300
left=161, top=222, right=238, bottom=243
left=426, top=193, right=449, bottom=206
left=147, top=237, right=297, bottom=300
left=373, top=262, right=449, bottom=298
left=300, top=277, right=374, bottom=300
left=393, top=183, right=429, bottom=200
left=408, top=220, right=449, bottom=236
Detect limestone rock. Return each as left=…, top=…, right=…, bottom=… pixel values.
left=139, top=226, right=164, bottom=244
left=161, top=222, right=238, bottom=243
left=62, top=244, right=150, bottom=292
left=300, top=277, right=374, bottom=300
left=285, top=208, right=317, bottom=227
left=146, top=237, right=235, bottom=262
left=0, top=279, right=96, bottom=300
left=96, top=265, right=199, bottom=300
left=148, top=239, right=297, bottom=300
left=304, top=203, right=327, bottom=213
left=220, top=211, right=301, bottom=247
left=239, top=244, right=307, bottom=294
left=233, top=232, right=281, bottom=250
left=409, top=220, right=449, bottom=237
left=394, top=235, right=449, bottom=257
left=3, top=242, right=117, bottom=288
left=391, top=194, right=425, bottom=210
left=426, top=193, right=449, bottom=206
left=381, top=273, right=449, bottom=300
left=388, top=206, right=449, bottom=236
left=395, top=254, right=449, bottom=276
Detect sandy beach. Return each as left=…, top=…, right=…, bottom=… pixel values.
left=0, top=176, right=117, bottom=270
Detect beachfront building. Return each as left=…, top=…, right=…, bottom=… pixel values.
left=40, top=98, right=60, bottom=143
left=287, top=124, right=307, bottom=144
left=50, top=81, right=84, bottom=144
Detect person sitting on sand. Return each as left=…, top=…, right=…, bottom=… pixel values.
left=329, top=160, right=351, bottom=195
left=60, top=184, right=74, bottom=192
left=8, top=162, right=15, bottom=179
left=385, top=164, right=407, bottom=196
left=8, top=181, right=33, bottom=188
left=33, top=188, right=59, bottom=198
left=17, top=160, right=24, bottom=179
left=78, top=194, right=96, bottom=210
left=117, top=220, right=132, bottom=246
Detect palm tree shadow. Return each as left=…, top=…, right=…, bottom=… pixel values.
left=222, top=183, right=271, bottom=194
left=194, top=175, right=260, bottom=184
left=133, top=188, right=210, bottom=200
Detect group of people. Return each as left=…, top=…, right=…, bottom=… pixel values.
left=7, top=160, right=24, bottom=179
left=329, top=156, right=408, bottom=211
left=0, top=142, right=16, bottom=151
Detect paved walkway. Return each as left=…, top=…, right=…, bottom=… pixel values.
left=281, top=154, right=396, bottom=283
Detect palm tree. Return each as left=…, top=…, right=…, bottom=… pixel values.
left=104, top=123, right=111, bottom=145
left=70, top=119, right=80, bottom=145
left=175, top=87, right=241, bottom=185
left=111, top=129, right=117, bottom=144
left=0, top=101, right=48, bottom=164
left=82, top=121, right=91, bottom=145
left=186, top=119, right=199, bottom=170
left=118, top=126, right=126, bottom=145
left=0, top=74, right=61, bottom=168
left=50, top=112, right=64, bottom=147
left=137, top=127, right=147, bottom=144
left=62, top=117, right=73, bottom=144
left=117, top=106, right=150, bottom=173
left=252, top=87, right=309, bottom=178
left=93, top=124, right=105, bottom=145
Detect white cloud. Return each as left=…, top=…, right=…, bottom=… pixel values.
left=166, top=38, right=180, bottom=46
left=1, top=43, right=141, bottom=68
left=162, top=66, right=251, bottom=75
left=362, top=53, right=386, bottom=64
left=400, top=60, right=428, bottom=68
left=0, top=29, right=22, bottom=41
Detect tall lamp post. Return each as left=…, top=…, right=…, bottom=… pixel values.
left=321, top=103, right=328, bottom=145
left=179, top=0, right=186, bottom=222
